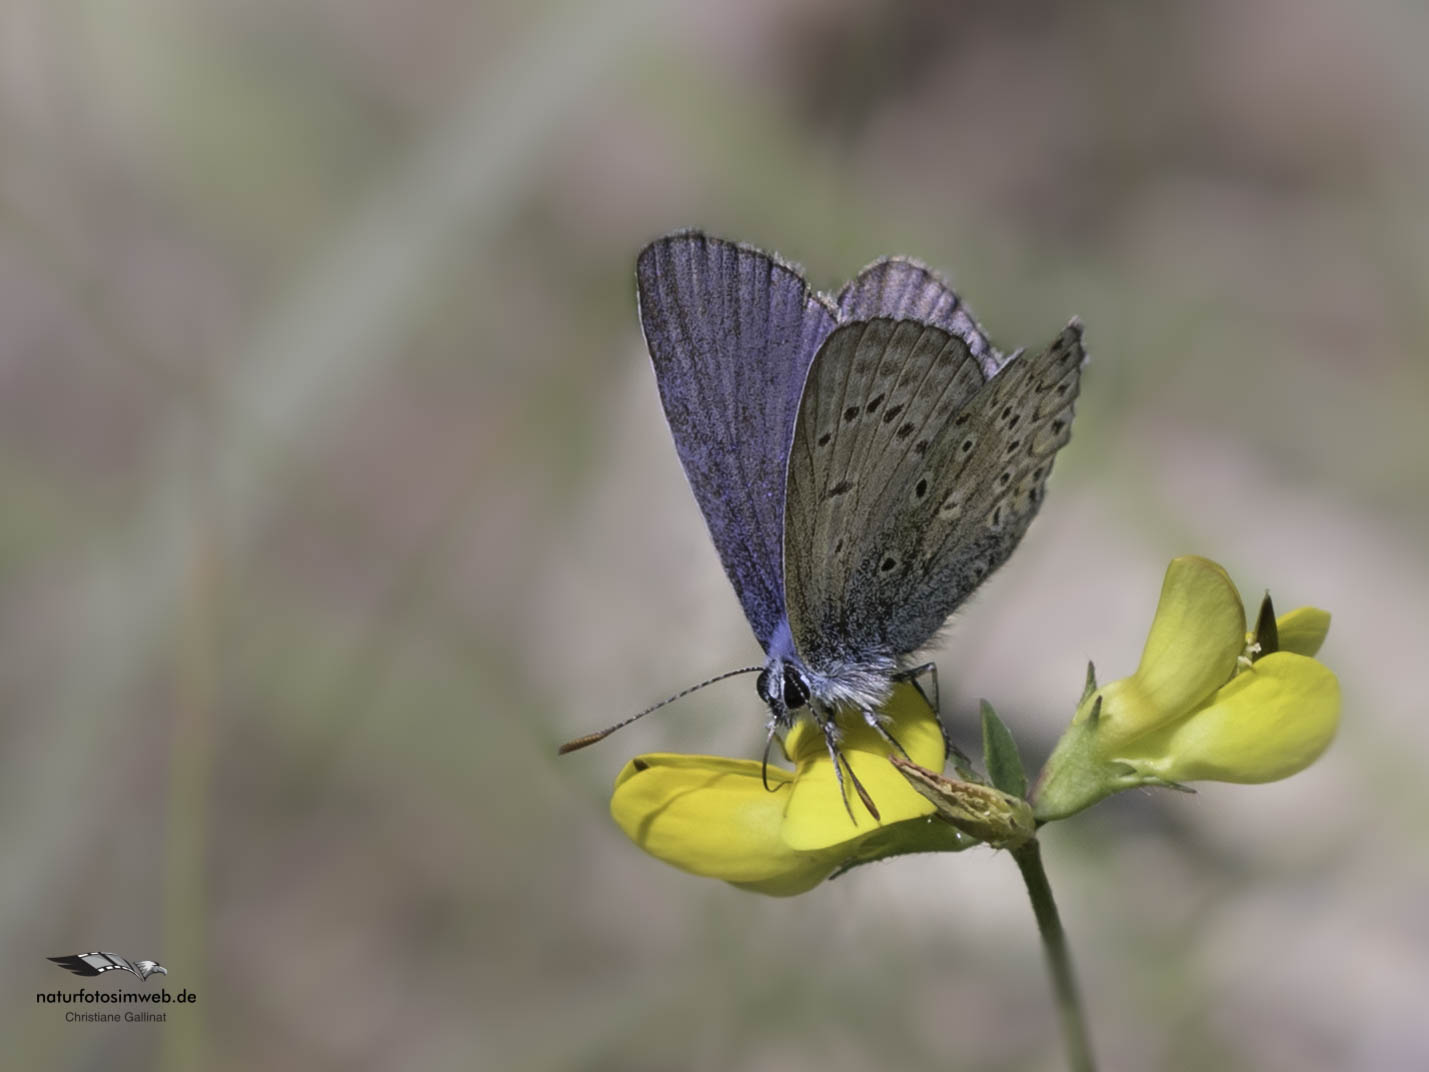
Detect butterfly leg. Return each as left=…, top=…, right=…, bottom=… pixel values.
left=819, top=712, right=881, bottom=823
left=895, top=661, right=941, bottom=716
left=891, top=662, right=975, bottom=778
left=860, top=708, right=911, bottom=760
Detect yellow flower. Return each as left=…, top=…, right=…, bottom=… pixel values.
left=609, top=683, right=967, bottom=896
left=1033, top=556, right=1340, bottom=821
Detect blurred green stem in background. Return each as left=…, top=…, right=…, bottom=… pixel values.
left=161, top=417, right=217, bottom=1071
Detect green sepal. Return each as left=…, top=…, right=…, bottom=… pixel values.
left=980, top=700, right=1028, bottom=798
left=1138, top=776, right=1197, bottom=794
left=947, top=740, right=980, bottom=784
left=1252, top=592, right=1279, bottom=661
left=1030, top=715, right=1111, bottom=822
left=1080, top=661, right=1098, bottom=703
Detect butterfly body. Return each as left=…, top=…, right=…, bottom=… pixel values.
left=755, top=619, right=895, bottom=731
left=636, top=231, right=1085, bottom=758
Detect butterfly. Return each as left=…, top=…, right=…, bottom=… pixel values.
left=567, top=231, right=1084, bottom=817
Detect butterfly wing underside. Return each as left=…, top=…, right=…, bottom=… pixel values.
left=784, top=316, right=1085, bottom=672
left=636, top=232, right=837, bottom=649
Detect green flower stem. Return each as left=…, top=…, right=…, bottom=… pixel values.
left=1011, top=839, right=1096, bottom=1072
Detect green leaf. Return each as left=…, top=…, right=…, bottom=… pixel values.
left=981, top=700, right=1028, bottom=798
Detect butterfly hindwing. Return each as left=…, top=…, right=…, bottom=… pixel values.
left=837, top=257, right=1006, bottom=376
left=637, top=232, right=837, bottom=649
left=785, top=316, right=1085, bottom=671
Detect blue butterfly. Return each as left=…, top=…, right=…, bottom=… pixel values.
left=569, top=232, right=1084, bottom=816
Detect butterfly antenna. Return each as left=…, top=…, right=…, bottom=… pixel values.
left=558, top=667, right=763, bottom=754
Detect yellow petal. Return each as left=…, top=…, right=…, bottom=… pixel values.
left=1276, top=607, right=1331, bottom=657
left=1098, top=556, right=1246, bottom=746
left=784, top=681, right=946, bottom=769
left=609, top=754, right=837, bottom=895
left=608, top=684, right=949, bottom=895
left=782, top=683, right=945, bottom=851
left=1117, top=652, right=1340, bottom=783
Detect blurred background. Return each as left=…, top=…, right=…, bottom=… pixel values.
left=2, top=1, right=1425, bottom=1069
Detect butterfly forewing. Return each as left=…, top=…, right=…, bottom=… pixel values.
left=784, top=318, right=989, bottom=669
left=784, top=316, right=1085, bottom=672
left=637, top=232, right=837, bottom=649
left=878, top=322, right=1084, bottom=655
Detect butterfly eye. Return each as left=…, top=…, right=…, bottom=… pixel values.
left=782, top=667, right=810, bottom=710
left=755, top=668, right=775, bottom=705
